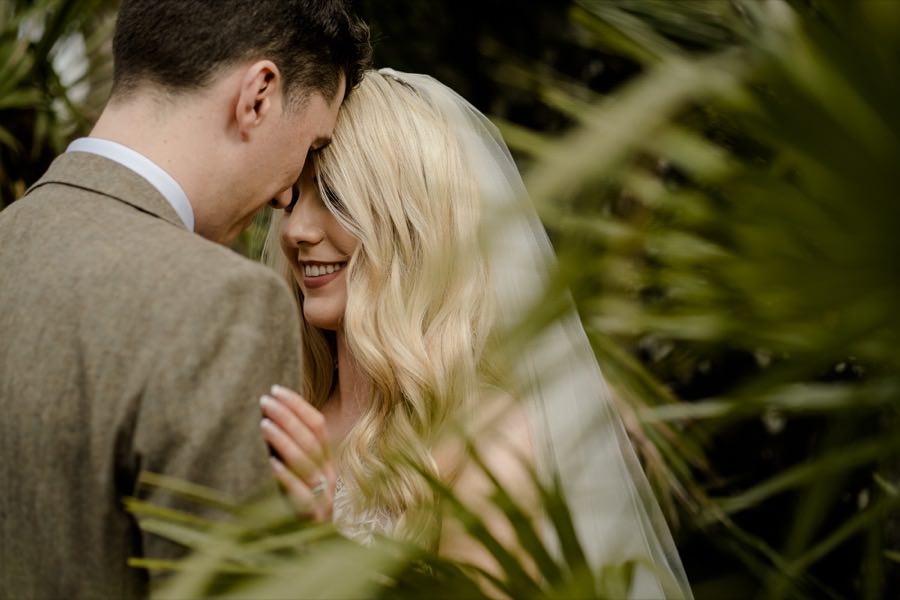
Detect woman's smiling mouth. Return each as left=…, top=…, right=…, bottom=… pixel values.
left=301, top=261, right=347, bottom=289
left=303, top=262, right=346, bottom=277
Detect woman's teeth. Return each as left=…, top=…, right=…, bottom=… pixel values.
left=303, top=263, right=345, bottom=277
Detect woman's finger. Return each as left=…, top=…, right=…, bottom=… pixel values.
left=270, top=457, right=333, bottom=522
left=270, top=457, right=315, bottom=516
left=260, top=417, right=318, bottom=483
left=260, top=394, right=325, bottom=465
left=270, top=385, right=331, bottom=460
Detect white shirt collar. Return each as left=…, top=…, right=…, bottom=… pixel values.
left=66, top=137, right=195, bottom=231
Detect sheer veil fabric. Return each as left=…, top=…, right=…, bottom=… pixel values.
left=379, top=69, right=692, bottom=599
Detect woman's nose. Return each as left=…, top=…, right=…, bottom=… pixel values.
left=281, top=201, right=325, bottom=248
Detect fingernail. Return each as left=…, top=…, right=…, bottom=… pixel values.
left=270, top=457, right=286, bottom=472
left=271, top=384, right=289, bottom=397
left=261, top=418, right=275, bottom=431
left=260, top=395, right=276, bottom=410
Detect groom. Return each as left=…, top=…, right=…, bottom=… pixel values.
left=0, top=1, right=369, bottom=598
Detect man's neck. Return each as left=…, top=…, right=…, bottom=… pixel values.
left=93, top=102, right=199, bottom=198
left=90, top=93, right=232, bottom=239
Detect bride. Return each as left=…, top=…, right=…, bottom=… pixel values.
left=260, top=68, right=692, bottom=598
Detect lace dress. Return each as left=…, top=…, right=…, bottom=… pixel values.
left=332, top=476, right=397, bottom=546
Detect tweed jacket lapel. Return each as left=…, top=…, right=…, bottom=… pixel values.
left=26, top=151, right=188, bottom=230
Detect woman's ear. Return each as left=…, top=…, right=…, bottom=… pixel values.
left=235, top=60, right=282, bottom=139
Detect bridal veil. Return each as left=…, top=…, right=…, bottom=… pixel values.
left=379, top=68, right=693, bottom=599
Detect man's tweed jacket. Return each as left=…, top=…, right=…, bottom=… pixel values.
left=0, top=151, right=301, bottom=598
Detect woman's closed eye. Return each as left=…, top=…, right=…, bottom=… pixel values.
left=310, top=173, right=345, bottom=214
left=284, top=183, right=300, bottom=213
left=320, top=182, right=345, bottom=214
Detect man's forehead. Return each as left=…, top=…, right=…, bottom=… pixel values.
left=294, top=97, right=337, bottom=148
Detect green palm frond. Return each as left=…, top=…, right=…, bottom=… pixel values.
left=131, top=431, right=653, bottom=600
left=0, top=0, right=117, bottom=208
left=526, top=0, right=900, bottom=596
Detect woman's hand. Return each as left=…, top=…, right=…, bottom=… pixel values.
left=260, top=385, right=336, bottom=522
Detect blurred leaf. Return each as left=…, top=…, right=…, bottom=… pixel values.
left=137, top=471, right=240, bottom=513
left=0, top=88, right=45, bottom=110
left=713, top=436, right=900, bottom=518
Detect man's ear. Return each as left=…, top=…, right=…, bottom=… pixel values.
left=235, top=60, right=282, bottom=139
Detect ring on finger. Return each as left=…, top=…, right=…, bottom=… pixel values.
left=309, top=474, right=327, bottom=497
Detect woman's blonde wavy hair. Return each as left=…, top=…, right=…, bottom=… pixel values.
left=263, top=70, right=494, bottom=543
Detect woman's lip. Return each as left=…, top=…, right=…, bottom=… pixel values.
left=303, top=269, right=341, bottom=289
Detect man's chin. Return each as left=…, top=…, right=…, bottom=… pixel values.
left=223, top=213, right=262, bottom=249
left=208, top=225, right=238, bottom=247
left=195, top=210, right=261, bottom=247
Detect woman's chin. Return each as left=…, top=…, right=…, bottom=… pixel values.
left=303, top=308, right=341, bottom=331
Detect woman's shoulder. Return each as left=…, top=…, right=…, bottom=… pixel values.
left=434, top=385, right=536, bottom=497
left=435, top=386, right=542, bottom=583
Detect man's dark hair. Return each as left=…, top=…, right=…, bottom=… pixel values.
left=111, top=0, right=371, bottom=106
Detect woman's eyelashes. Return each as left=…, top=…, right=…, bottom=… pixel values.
left=310, top=176, right=346, bottom=214
left=284, top=176, right=344, bottom=216
left=284, top=183, right=300, bottom=213
left=322, top=184, right=345, bottom=213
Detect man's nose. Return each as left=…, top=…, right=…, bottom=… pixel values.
left=269, top=186, right=294, bottom=210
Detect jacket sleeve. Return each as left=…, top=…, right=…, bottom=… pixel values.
left=130, top=262, right=301, bottom=566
